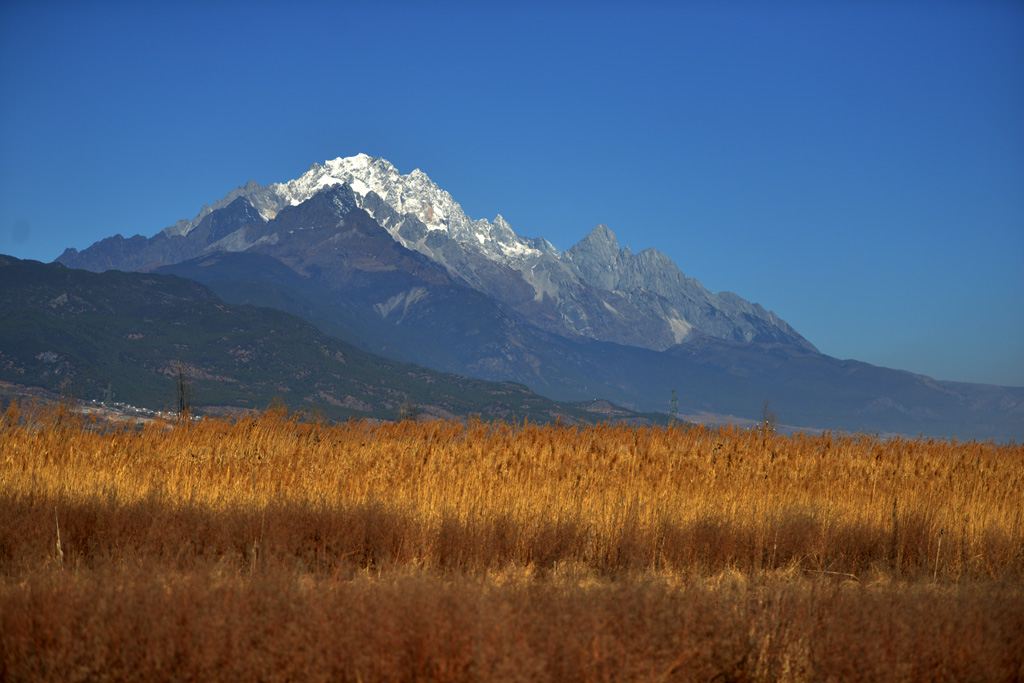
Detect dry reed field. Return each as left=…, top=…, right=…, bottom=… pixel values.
left=2, top=402, right=1023, bottom=681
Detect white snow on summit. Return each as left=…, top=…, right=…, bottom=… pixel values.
left=163, top=153, right=556, bottom=270
left=268, top=154, right=551, bottom=264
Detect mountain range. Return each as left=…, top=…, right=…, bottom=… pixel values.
left=0, top=254, right=648, bottom=425
left=53, top=154, right=1024, bottom=440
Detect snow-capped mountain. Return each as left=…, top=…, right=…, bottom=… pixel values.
left=117, top=154, right=812, bottom=352
left=50, top=154, right=1024, bottom=438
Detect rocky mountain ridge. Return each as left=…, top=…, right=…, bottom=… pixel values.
left=59, top=154, right=812, bottom=352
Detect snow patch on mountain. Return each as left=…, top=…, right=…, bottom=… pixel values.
left=667, top=315, right=695, bottom=344
left=208, top=227, right=255, bottom=253
left=376, top=287, right=428, bottom=322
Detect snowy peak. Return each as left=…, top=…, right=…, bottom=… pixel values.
left=299, top=154, right=456, bottom=233
left=159, top=154, right=556, bottom=268
left=255, top=154, right=552, bottom=265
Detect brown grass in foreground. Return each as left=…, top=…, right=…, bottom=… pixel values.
left=1, top=402, right=1023, bottom=681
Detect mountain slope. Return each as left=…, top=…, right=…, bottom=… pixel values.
left=0, top=255, right=628, bottom=424
left=153, top=246, right=1024, bottom=440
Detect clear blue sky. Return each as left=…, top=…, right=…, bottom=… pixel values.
left=2, top=1, right=1022, bottom=386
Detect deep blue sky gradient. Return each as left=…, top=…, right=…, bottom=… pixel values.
left=2, top=1, right=1022, bottom=385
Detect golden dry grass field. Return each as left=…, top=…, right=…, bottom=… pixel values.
left=2, top=402, right=1023, bottom=681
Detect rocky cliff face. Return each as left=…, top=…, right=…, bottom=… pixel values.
left=563, top=224, right=815, bottom=350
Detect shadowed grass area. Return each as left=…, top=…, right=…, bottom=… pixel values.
left=3, top=567, right=1022, bottom=682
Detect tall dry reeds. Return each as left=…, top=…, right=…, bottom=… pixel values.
left=3, top=402, right=1020, bottom=581
left=2, top=401, right=1023, bottom=681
